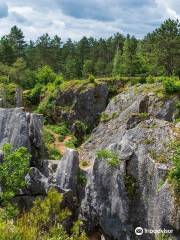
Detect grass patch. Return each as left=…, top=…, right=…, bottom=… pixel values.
left=157, top=179, right=165, bottom=192
left=138, top=112, right=149, bottom=121
left=59, top=79, right=95, bottom=92
left=100, top=112, right=117, bottom=123
left=148, top=149, right=167, bottom=163
left=96, top=149, right=120, bottom=168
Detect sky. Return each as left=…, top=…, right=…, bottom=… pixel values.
left=0, top=0, right=179, bottom=41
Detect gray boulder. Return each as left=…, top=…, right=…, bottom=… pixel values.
left=0, top=108, right=44, bottom=166
left=24, top=167, right=49, bottom=195
left=55, top=148, right=79, bottom=195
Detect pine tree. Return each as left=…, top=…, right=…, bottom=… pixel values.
left=112, top=48, right=123, bottom=76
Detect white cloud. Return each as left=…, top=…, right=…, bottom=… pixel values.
left=0, top=0, right=179, bottom=41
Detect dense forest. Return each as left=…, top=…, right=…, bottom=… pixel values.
left=0, top=18, right=179, bottom=84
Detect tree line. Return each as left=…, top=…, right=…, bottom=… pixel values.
left=0, top=18, right=179, bottom=90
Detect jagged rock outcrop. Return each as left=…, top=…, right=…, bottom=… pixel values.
left=79, top=84, right=180, bottom=240
left=54, top=83, right=109, bottom=128
left=55, top=148, right=79, bottom=195
left=0, top=108, right=44, bottom=166
left=25, top=167, right=49, bottom=195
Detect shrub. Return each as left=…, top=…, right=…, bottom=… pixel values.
left=164, top=78, right=180, bottom=93
left=138, top=112, right=149, bottom=121
left=96, top=149, right=120, bottom=168
left=65, top=136, right=78, bottom=149
left=78, top=172, right=87, bottom=187
left=124, top=174, right=138, bottom=198
left=0, top=144, right=31, bottom=219
left=43, top=127, right=55, bottom=144
left=47, top=123, right=70, bottom=141
left=48, top=146, right=62, bottom=160
left=146, top=75, right=155, bottom=84
left=0, top=189, right=88, bottom=239
left=88, top=74, right=96, bottom=83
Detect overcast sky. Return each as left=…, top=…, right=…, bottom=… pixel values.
left=0, top=0, right=179, bottom=41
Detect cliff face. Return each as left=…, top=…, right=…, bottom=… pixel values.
left=79, top=84, right=180, bottom=239
left=0, top=108, right=44, bottom=166
left=53, top=82, right=109, bottom=127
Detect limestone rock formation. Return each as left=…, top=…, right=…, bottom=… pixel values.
left=0, top=108, right=44, bottom=166
left=80, top=85, right=180, bottom=240
left=55, top=148, right=79, bottom=195
left=54, top=83, right=109, bottom=127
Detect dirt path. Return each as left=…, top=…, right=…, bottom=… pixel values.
left=47, top=128, right=72, bottom=155
left=53, top=134, right=72, bottom=154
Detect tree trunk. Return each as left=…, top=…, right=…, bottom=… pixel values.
left=0, top=85, right=7, bottom=107
left=15, top=86, right=23, bottom=107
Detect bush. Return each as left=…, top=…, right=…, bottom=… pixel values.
left=96, top=149, right=120, bottom=168
left=88, top=74, right=96, bottom=83
left=48, top=146, right=62, bottom=160
left=0, top=189, right=88, bottom=240
left=43, top=128, right=55, bottom=144
left=164, top=78, right=180, bottom=93
left=47, top=123, right=70, bottom=141
left=65, top=136, right=78, bottom=149
left=0, top=144, right=31, bottom=219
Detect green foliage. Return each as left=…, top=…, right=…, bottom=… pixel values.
left=164, top=78, right=180, bottom=93
left=0, top=83, right=16, bottom=107
left=0, top=144, right=30, bottom=200
left=0, top=144, right=31, bottom=219
left=168, top=140, right=180, bottom=197
left=78, top=172, right=87, bottom=187
left=43, top=127, right=62, bottom=160
left=0, top=189, right=87, bottom=240
left=83, top=60, right=94, bottom=78
left=65, top=136, right=78, bottom=149
left=36, top=65, right=57, bottom=85
left=46, top=123, right=70, bottom=141
left=143, top=19, right=180, bottom=76
left=88, top=74, right=96, bottom=83
left=64, top=56, right=77, bottom=80
left=48, top=146, right=62, bottom=160
left=124, top=174, right=138, bottom=198
left=100, top=112, right=117, bottom=122
left=9, top=58, right=26, bottom=87
left=43, top=128, right=55, bottom=144
left=113, top=35, right=141, bottom=77
left=138, top=112, right=149, bottom=121
left=155, top=233, right=175, bottom=240
left=24, top=83, right=43, bottom=106
left=96, top=149, right=120, bottom=168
